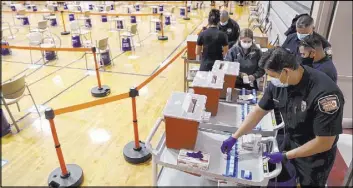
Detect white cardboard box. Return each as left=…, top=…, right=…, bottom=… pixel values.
left=177, top=149, right=210, bottom=171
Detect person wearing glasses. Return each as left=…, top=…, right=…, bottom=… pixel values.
left=220, top=47, right=344, bottom=187
left=299, top=34, right=337, bottom=83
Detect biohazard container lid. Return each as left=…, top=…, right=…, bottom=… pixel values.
left=187, top=35, right=198, bottom=42
left=212, top=60, right=240, bottom=76
left=163, top=92, right=207, bottom=122
left=191, top=71, right=225, bottom=89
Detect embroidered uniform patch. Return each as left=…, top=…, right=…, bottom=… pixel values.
left=318, top=95, right=340, bottom=114
left=227, top=28, right=232, bottom=34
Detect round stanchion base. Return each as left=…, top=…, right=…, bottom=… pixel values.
left=229, top=12, right=233, bottom=15
left=48, top=164, right=83, bottom=187
left=61, top=31, right=70, bottom=35
left=158, top=36, right=168, bottom=41
left=192, top=8, right=197, bottom=10
left=91, top=85, right=111, bottom=98
left=183, top=17, right=191, bottom=20
left=123, top=141, right=152, bottom=164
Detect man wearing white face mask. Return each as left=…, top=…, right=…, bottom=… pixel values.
left=282, top=15, right=332, bottom=59
left=221, top=47, right=345, bottom=186
left=224, top=28, right=264, bottom=90
left=218, top=10, right=240, bottom=49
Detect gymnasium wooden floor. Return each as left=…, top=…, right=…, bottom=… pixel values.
left=1, top=2, right=254, bottom=186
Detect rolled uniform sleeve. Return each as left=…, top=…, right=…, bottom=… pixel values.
left=197, top=33, right=204, bottom=46
left=258, top=83, right=275, bottom=111
left=312, top=93, right=344, bottom=136
left=220, top=32, right=229, bottom=46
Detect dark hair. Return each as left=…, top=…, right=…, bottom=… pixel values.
left=208, top=9, right=220, bottom=25
left=299, top=34, right=323, bottom=49
left=259, top=47, right=299, bottom=73
left=239, top=28, right=253, bottom=39
left=296, top=15, right=314, bottom=29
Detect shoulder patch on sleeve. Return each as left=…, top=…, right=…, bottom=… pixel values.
left=318, top=94, right=340, bottom=114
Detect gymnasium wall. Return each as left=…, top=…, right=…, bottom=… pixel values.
left=327, top=1, right=353, bottom=126
left=260, top=1, right=312, bottom=45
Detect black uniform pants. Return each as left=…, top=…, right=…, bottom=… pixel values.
left=199, top=59, right=215, bottom=71
left=280, top=135, right=337, bottom=186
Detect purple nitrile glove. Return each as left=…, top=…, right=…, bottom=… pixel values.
left=221, top=136, right=237, bottom=154
left=186, top=151, right=204, bottom=159
left=263, top=152, right=284, bottom=164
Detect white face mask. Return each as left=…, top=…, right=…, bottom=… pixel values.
left=240, top=41, right=252, bottom=49
left=220, top=21, right=228, bottom=26
left=297, top=32, right=310, bottom=41
left=270, top=71, right=289, bottom=87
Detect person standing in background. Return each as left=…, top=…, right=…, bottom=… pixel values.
left=219, top=10, right=240, bottom=49
left=224, top=28, right=264, bottom=90
left=299, top=34, right=337, bottom=82
left=196, top=9, right=229, bottom=71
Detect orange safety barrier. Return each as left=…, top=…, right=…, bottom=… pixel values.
left=137, top=46, right=187, bottom=91
left=0, top=45, right=91, bottom=52
left=142, top=1, right=185, bottom=5
left=39, top=25, right=206, bottom=177
left=1, top=45, right=109, bottom=99
left=54, top=92, right=130, bottom=115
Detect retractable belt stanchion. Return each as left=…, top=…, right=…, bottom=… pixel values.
left=123, top=87, right=152, bottom=164
left=45, top=108, right=83, bottom=187
left=229, top=1, right=233, bottom=15
left=60, top=11, right=70, bottom=35
left=183, top=1, right=190, bottom=20
left=158, top=13, right=168, bottom=41
left=91, top=47, right=111, bottom=98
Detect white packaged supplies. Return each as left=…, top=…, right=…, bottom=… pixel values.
left=177, top=149, right=210, bottom=171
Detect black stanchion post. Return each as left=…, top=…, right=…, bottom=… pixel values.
left=123, top=87, right=152, bottom=164
left=45, top=108, right=83, bottom=187
left=60, top=11, right=70, bottom=35
left=158, top=13, right=168, bottom=41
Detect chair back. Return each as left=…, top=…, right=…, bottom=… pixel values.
left=1, top=75, right=26, bottom=99
left=97, top=37, right=109, bottom=51
left=38, top=20, right=48, bottom=30
left=171, top=7, right=175, bottom=14
left=27, top=32, right=43, bottom=44
left=130, top=24, right=138, bottom=35
left=70, top=21, right=80, bottom=31
left=105, top=5, right=110, bottom=12
left=47, top=4, right=54, bottom=11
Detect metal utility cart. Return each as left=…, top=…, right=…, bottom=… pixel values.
left=201, top=95, right=284, bottom=137
left=182, top=51, right=201, bottom=92
left=146, top=118, right=282, bottom=186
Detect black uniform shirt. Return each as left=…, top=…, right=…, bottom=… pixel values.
left=282, top=32, right=332, bottom=58
left=259, top=66, right=344, bottom=148
left=197, top=27, right=228, bottom=62
left=313, top=55, right=337, bottom=83
left=218, top=18, right=240, bottom=48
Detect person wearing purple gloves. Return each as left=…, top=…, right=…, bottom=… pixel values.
left=221, top=47, right=344, bottom=187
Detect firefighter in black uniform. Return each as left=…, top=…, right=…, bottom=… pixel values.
left=282, top=15, right=332, bottom=61
left=219, top=10, right=240, bottom=49
left=220, top=47, right=344, bottom=186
